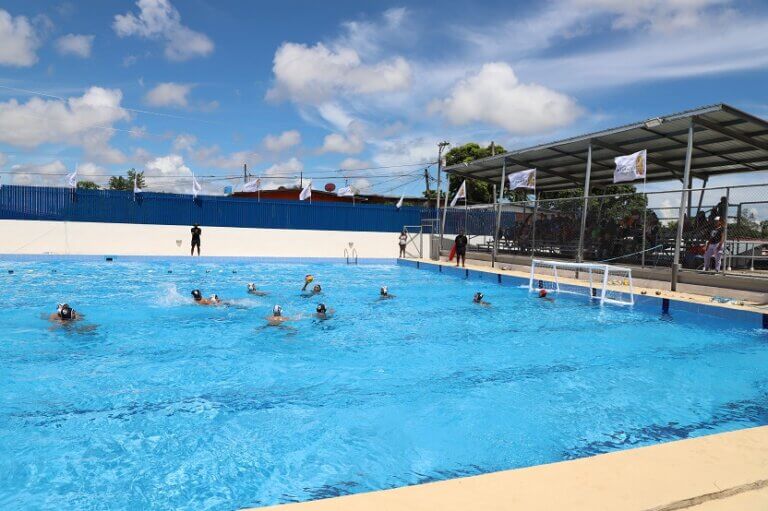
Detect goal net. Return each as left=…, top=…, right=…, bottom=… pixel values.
left=529, top=259, right=634, bottom=306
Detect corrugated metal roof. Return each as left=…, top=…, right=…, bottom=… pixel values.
left=444, top=104, right=768, bottom=192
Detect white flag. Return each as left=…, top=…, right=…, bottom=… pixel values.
left=614, top=149, right=647, bottom=183
left=337, top=185, right=356, bottom=197
left=66, top=166, right=78, bottom=188
left=508, top=169, right=536, bottom=190
left=396, top=193, right=404, bottom=209
left=192, top=173, right=202, bottom=199
left=450, top=180, right=467, bottom=207
left=299, top=180, right=312, bottom=201
left=242, top=177, right=261, bottom=193
left=133, top=174, right=142, bottom=194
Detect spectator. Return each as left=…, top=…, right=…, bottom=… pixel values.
left=703, top=217, right=725, bottom=272
left=398, top=229, right=407, bottom=258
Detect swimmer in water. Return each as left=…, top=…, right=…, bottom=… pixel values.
left=301, top=274, right=314, bottom=291
left=49, top=303, right=78, bottom=322
left=314, top=303, right=334, bottom=320
left=266, top=304, right=292, bottom=326
left=247, top=283, right=268, bottom=296
left=302, top=283, right=322, bottom=297
left=191, top=289, right=216, bottom=305
left=473, top=292, right=491, bottom=307
left=379, top=286, right=395, bottom=299
left=537, top=288, right=555, bottom=302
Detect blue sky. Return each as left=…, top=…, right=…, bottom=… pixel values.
left=1, top=0, right=767, bottom=196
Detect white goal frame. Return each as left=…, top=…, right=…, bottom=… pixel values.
left=529, top=259, right=635, bottom=306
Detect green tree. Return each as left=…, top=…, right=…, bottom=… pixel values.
left=444, top=142, right=505, bottom=204
left=109, top=168, right=145, bottom=191
left=76, top=180, right=100, bottom=190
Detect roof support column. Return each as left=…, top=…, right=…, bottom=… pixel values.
left=577, top=143, right=593, bottom=264
left=492, top=159, right=507, bottom=267
left=672, top=119, right=695, bottom=291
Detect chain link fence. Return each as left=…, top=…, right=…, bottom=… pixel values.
left=434, top=182, right=768, bottom=280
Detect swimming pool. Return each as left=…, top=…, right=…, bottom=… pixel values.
left=1, top=257, right=766, bottom=510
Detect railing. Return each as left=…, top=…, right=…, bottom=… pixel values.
left=0, top=184, right=432, bottom=233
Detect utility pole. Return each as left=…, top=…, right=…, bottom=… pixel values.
left=436, top=140, right=451, bottom=241
left=300, top=171, right=303, bottom=188
left=423, top=168, right=431, bottom=197
left=490, top=141, right=496, bottom=156
left=243, top=163, right=248, bottom=184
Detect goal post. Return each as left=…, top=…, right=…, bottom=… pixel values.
left=529, top=259, right=634, bottom=306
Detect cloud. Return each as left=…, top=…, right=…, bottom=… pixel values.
left=113, top=0, right=214, bottom=61
left=0, top=87, right=129, bottom=163
left=6, top=160, right=106, bottom=187
left=0, top=9, right=42, bottom=66
left=55, top=34, right=94, bottom=58
left=260, top=157, right=303, bottom=189
left=572, top=0, right=731, bottom=32
left=263, top=130, right=301, bottom=152
left=428, top=62, right=580, bottom=135
left=320, top=132, right=365, bottom=154
left=267, top=42, right=411, bottom=104
left=172, top=133, right=197, bottom=152
left=339, top=158, right=371, bottom=171
left=142, top=153, right=194, bottom=192
left=144, top=82, right=192, bottom=108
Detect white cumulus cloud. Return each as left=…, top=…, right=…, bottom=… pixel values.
left=144, top=82, right=192, bottom=108
left=428, top=62, right=581, bottom=135
left=266, top=41, right=411, bottom=104
left=263, top=130, right=301, bottom=152
left=0, top=9, right=42, bottom=66
left=0, top=87, right=129, bottom=163
left=260, top=157, right=304, bottom=189
left=320, top=132, right=365, bottom=154
left=113, top=0, right=214, bottom=61
left=55, top=34, right=94, bottom=58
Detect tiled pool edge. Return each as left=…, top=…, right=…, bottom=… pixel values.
left=398, top=258, right=767, bottom=331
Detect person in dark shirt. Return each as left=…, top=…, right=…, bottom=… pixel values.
left=454, top=230, right=468, bottom=267
left=190, top=224, right=202, bottom=256
left=703, top=217, right=725, bottom=272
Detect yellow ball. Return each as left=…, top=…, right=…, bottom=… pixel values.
left=305, top=275, right=314, bottom=283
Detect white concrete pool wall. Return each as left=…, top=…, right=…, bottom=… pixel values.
left=0, top=219, right=404, bottom=259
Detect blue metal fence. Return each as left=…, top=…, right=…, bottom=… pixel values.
left=0, top=185, right=430, bottom=232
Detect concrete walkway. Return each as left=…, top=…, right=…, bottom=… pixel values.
left=251, top=426, right=768, bottom=511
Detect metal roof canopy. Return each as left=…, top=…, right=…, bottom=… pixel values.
left=443, top=104, right=768, bottom=193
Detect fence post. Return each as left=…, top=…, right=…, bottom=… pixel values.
left=671, top=118, right=695, bottom=291
left=492, top=159, right=506, bottom=267
left=577, top=143, right=593, bottom=264
left=530, top=194, right=538, bottom=260
left=722, top=187, right=730, bottom=274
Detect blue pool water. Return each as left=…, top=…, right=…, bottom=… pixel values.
left=1, top=257, right=766, bottom=510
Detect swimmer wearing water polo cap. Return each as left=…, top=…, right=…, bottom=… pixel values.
left=378, top=286, right=395, bottom=300
left=538, top=288, right=554, bottom=302
left=473, top=292, right=490, bottom=307
left=50, top=303, right=78, bottom=322
left=314, top=303, right=334, bottom=320
left=267, top=304, right=292, bottom=326
left=247, top=283, right=268, bottom=296
left=191, top=289, right=215, bottom=305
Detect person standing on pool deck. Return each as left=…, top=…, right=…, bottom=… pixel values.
left=191, top=224, right=202, bottom=256
left=454, top=230, right=468, bottom=267
left=703, top=217, right=725, bottom=272
left=398, top=230, right=407, bottom=258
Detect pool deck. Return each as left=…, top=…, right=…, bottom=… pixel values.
left=252, top=426, right=768, bottom=511
left=249, top=258, right=768, bottom=511
left=407, top=257, right=768, bottom=315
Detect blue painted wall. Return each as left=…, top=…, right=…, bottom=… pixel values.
left=0, top=185, right=431, bottom=232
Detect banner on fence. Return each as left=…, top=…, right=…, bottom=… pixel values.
left=508, top=169, right=536, bottom=190
left=614, top=149, right=647, bottom=183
